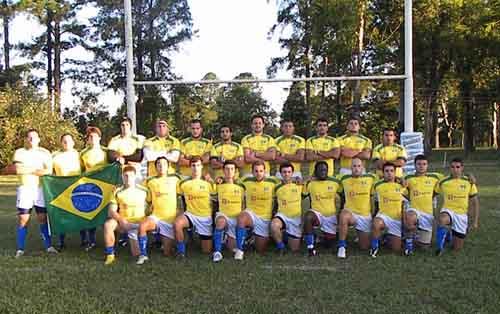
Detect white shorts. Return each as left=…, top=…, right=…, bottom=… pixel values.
left=16, top=186, right=45, bottom=210
left=244, top=209, right=270, bottom=237
left=275, top=213, right=302, bottom=238
left=308, top=209, right=337, bottom=234
left=184, top=212, right=213, bottom=236
left=376, top=213, right=402, bottom=237
left=406, top=208, right=434, bottom=232
left=149, top=215, right=175, bottom=240
left=345, top=209, right=371, bottom=233
left=215, top=212, right=237, bottom=239
left=275, top=171, right=302, bottom=181
left=441, top=208, right=468, bottom=235
left=124, top=223, right=139, bottom=241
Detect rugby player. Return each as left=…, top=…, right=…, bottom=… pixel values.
left=240, top=115, right=276, bottom=177
left=305, top=118, right=339, bottom=177
left=372, top=128, right=407, bottom=178
left=210, top=126, right=244, bottom=181
left=142, top=119, right=180, bottom=177
left=178, top=119, right=212, bottom=178
left=274, top=120, right=305, bottom=180
left=338, top=116, right=372, bottom=175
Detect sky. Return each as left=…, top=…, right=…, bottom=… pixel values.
left=8, top=0, right=292, bottom=115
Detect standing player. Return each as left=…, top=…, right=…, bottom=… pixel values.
left=107, top=116, right=144, bottom=174
left=302, top=161, right=342, bottom=256
left=212, top=160, right=245, bottom=262
left=174, top=157, right=215, bottom=257
left=234, top=161, right=279, bottom=260
left=372, top=128, right=407, bottom=178
left=336, top=158, right=377, bottom=258
left=178, top=119, right=212, bottom=178
left=14, top=129, right=57, bottom=257
left=142, top=119, right=180, bottom=177
left=240, top=115, right=276, bottom=177
left=434, top=158, right=479, bottom=256
left=136, top=157, right=181, bottom=264
left=103, top=165, right=147, bottom=265
left=370, top=163, right=407, bottom=258
left=210, top=126, right=244, bottom=180
left=338, top=116, right=372, bottom=175
left=274, top=120, right=305, bottom=180
left=305, top=118, right=340, bottom=177
left=271, top=163, right=304, bottom=253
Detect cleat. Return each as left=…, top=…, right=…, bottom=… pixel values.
left=212, top=251, right=223, bottom=263
left=234, top=249, right=244, bottom=260
left=57, top=243, right=66, bottom=251
left=136, top=255, right=149, bottom=265
left=404, top=248, right=413, bottom=256
left=80, top=240, right=89, bottom=248
left=104, top=254, right=116, bottom=265
left=308, top=248, right=318, bottom=257
left=435, top=249, right=444, bottom=257
left=175, top=252, right=186, bottom=259
left=46, top=246, right=58, bottom=254
left=15, top=250, right=24, bottom=258
left=337, top=246, right=346, bottom=259
left=369, top=247, right=378, bottom=258
left=85, top=242, right=97, bottom=252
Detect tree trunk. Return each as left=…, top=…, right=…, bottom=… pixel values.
left=46, top=7, right=54, bottom=111
left=53, top=18, right=62, bottom=115
left=2, top=0, right=10, bottom=71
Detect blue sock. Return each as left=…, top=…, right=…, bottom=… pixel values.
left=154, top=231, right=161, bottom=243
left=371, top=238, right=379, bottom=250
left=39, top=223, right=51, bottom=249
left=16, top=226, right=27, bottom=251
left=176, top=241, right=186, bottom=255
left=236, top=227, right=247, bottom=250
left=120, top=232, right=128, bottom=241
left=304, top=233, right=314, bottom=249
left=282, top=232, right=288, bottom=245
left=404, top=237, right=414, bottom=252
left=88, top=228, right=96, bottom=244
left=213, top=228, right=224, bottom=253
left=58, top=234, right=65, bottom=246
left=276, top=241, right=285, bottom=250
left=338, top=239, right=347, bottom=248
left=80, top=230, right=87, bottom=243
left=436, top=226, right=448, bottom=250
left=104, top=246, right=114, bottom=255
left=138, top=236, right=148, bottom=257
left=445, top=230, right=453, bottom=244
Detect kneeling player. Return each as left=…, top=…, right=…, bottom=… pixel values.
left=136, top=157, right=180, bottom=264
left=303, top=161, right=341, bottom=256
left=212, top=161, right=245, bottom=262
left=103, top=166, right=147, bottom=265
left=370, top=163, right=407, bottom=258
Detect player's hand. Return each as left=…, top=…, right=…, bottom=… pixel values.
left=116, top=156, right=126, bottom=165
left=1, top=164, right=17, bottom=175
left=203, top=173, right=213, bottom=182
left=470, top=221, right=479, bottom=231
left=34, top=169, right=46, bottom=176
left=467, top=174, right=477, bottom=185
left=215, top=176, right=224, bottom=184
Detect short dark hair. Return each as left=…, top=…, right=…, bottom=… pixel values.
left=190, top=119, right=202, bottom=126
left=120, top=116, right=132, bottom=125
left=347, top=115, right=361, bottom=124
left=251, top=115, right=265, bottom=124
left=316, top=118, right=328, bottom=125
left=414, top=154, right=427, bottom=163
left=279, top=162, right=294, bottom=173
left=223, top=160, right=237, bottom=168
left=451, top=157, right=464, bottom=166
left=86, top=126, right=102, bottom=138
left=382, top=162, right=395, bottom=171
left=123, top=165, right=136, bottom=173
left=219, top=125, right=232, bottom=133
left=280, top=119, right=294, bottom=125
left=383, top=127, right=397, bottom=134
left=252, top=160, right=266, bottom=170
left=190, top=156, right=202, bottom=165
left=314, top=160, right=328, bottom=172
left=155, top=156, right=169, bottom=168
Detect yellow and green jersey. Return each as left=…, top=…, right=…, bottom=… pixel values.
left=111, top=185, right=148, bottom=223
left=404, top=172, right=443, bottom=215
left=210, top=141, right=243, bottom=179
left=242, top=176, right=279, bottom=220
left=80, top=146, right=109, bottom=172
left=275, top=135, right=306, bottom=174
left=13, top=147, right=52, bottom=187
left=339, top=173, right=377, bottom=216
left=304, top=177, right=342, bottom=216
left=373, top=180, right=407, bottom=220
left=435, top=176, right=478, bottom=215
left=372, top=144, right=407, bottom=178
left=275, top=182, right=303, bottom=218
left=145, top=174, right=181, bottom=223
left=179, top=137, right=212, bottom=176
left=178, top=177, right=215, bottom=217
left=305, top=135, right=340, bottom=176
left=108, top=134, right=143, bottom=157
left=52, top=150, right=82, bottom=176
left=216, top=181, right=245, bottom=218
left=143, top=135, right=180, bottom=176
left=338, top=133, right=372, bottom=169
left=240, top=133, right=276, bottom=176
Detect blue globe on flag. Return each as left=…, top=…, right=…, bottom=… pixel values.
left=71, top=183, right=104, bottom=213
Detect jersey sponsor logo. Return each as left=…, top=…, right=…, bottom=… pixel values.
left=188, top=195, right=206, bottom=201
left=447, top=194, right=466, bottom=201
left=412, top=190, right=432, bottom=197
left=348, top=191, right=369, bottom=197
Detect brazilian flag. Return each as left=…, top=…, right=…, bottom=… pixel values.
left=41, top=163, right=122, bottom=234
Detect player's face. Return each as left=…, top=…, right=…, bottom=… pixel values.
left=220, top=127, right=232, bottom=141
left=415, top=159, right=428, bottom=174
left=122, top=170, right=136, bottom=186
left=280, top=166, right=293, bottom=182
left=251, top=117, right=264, bottom=134
left=156, top=122, right=168, bottom=137
left=347, top=119, right=360, bottom=133
left=450, top=162, right=463, bottom=177
left=281, top=122, right=294, bottom=136
left=383, top=166, right=395, bottom=181
left=383, top=131, right=396, bottom=145
left=316, top=121, right=328, bottom=136
left=121, top=121, right=131, bottom=135
left=223, top=164, right=236, bottom=180
left=156, top=158, right=168, bottom=176
left=190, top=122, right=202, bottom=139
left=253, top=164, right=266, bottom=181
left=314, top=163, right=328, bottom=180
left=26, top=131, right=40, bottom=148
left=87, top=133, right=101, bottom=146
left=61, top=135, right=74, bottom=151
left=351, top=158, right=364, bottom=176
left=190, top=160, right=203, bottom=177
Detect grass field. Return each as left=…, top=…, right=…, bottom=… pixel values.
left=0, top=155, right=499, bottom=314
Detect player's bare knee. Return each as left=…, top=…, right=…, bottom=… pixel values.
left=438, top=213, right=451, bottom=226
left=215, top=217, right=226, bottom=229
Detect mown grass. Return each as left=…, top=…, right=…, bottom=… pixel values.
left=0, top=159, right=499, bottom=314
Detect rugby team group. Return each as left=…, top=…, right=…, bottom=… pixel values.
left=10, top=114, right=479, bottom=265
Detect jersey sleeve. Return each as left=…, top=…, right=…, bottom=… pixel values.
left=364, top=138, right=373, bottom=150
left=210, top=145, right=218, bottom=158
left=332, top=137, right=340, bottom=149
left=236, top=144, right=244, bottom=157
left=241, top=136, right=250, bottom=150
left=204, top=140, right=213, bottom=155
left=470, top=184, right=478, bottom=196
left=305, top=138, right=314, bottom=151
left=372, top=146, right=381, bottom=161
left=397, top=147, right=408, bottom=160
left=267, top=137, right=277, bottom=150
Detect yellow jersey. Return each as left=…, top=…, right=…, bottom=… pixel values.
left=242, top=176, right=279, bottom=220
left=275, top=135, right=306, bottom=174
left=80, top=146, right=109, bottom=172
left=178, top=178, right=215, bottom=217
left=216, top=181, right=245, bottom=218
left=108, top=134, right=143, bottom=156
left=305, top=135, right=340, bottom=176
left=210, top=141, right=244, bottom=179
left=372, top=144, right=407, bottom=177
left=179, top=137, right=212, bottom=176
left=404, top=173, right=443, bottom=215
left=275, top=182, right=303, bottom=218
left=338, top=133, right=372, bottom=169
left=304, top=177, right=342, bottom=216
left=435, top=176, right=478, bottom=215
left=143, top=135, right=181, bottom=176
left=145, top=174, right=180, bottom=223
left=240, top=133, right=276, bottom=176
left=339, top=173, right=377, bottom=216
left=52, top=150, right=82, bottom=176
left=13, top=147, right=52, bottom=187
left=373, top=180, right=407, bottom=220
left=111, top=185, right=148, bottom=223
